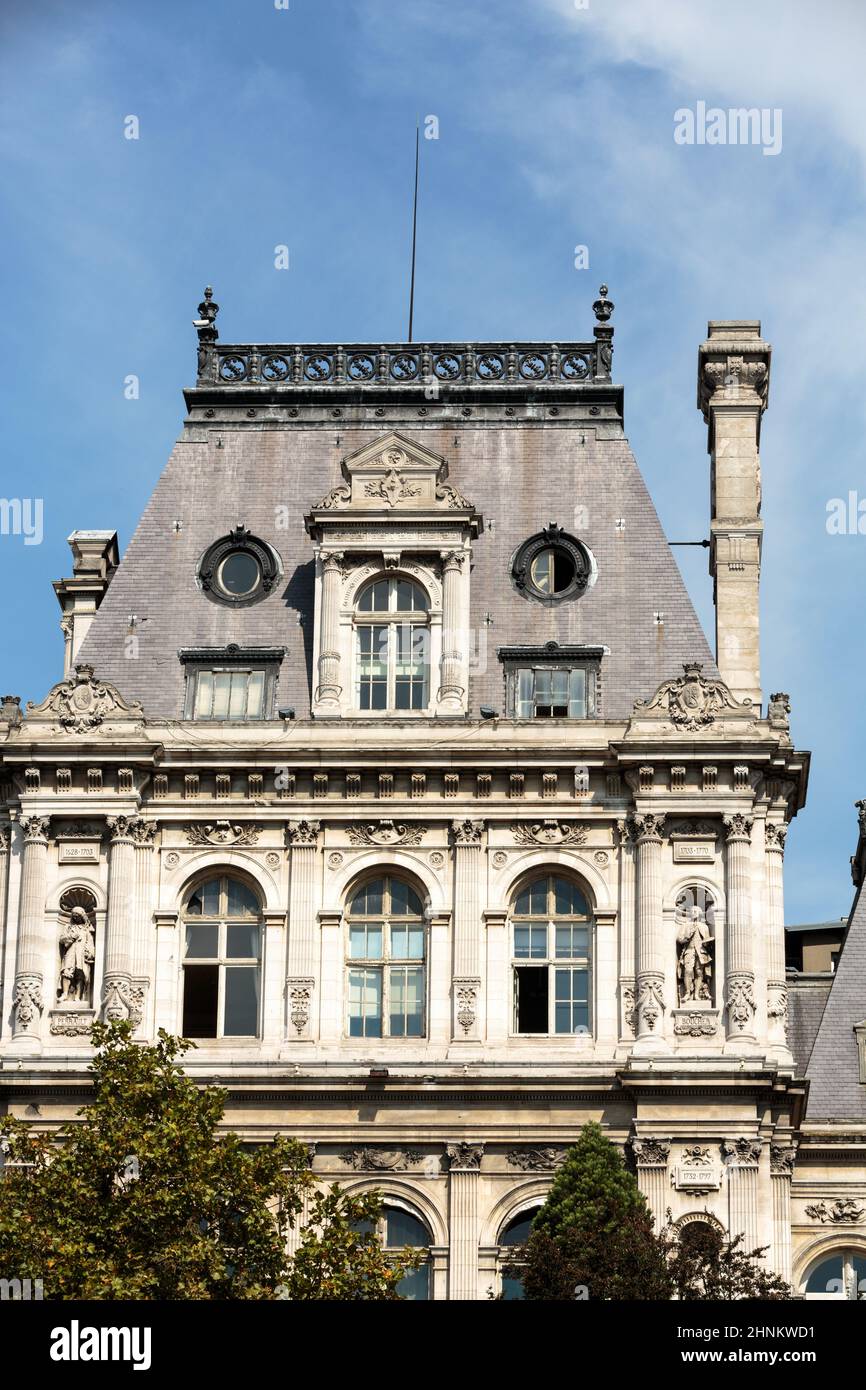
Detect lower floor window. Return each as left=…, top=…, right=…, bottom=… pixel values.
left=804, top=1248, right=866, bottom=1299
left=499, top=1208, right=542, bottom=1300
left=356, top=1205, right=431, bottom=1300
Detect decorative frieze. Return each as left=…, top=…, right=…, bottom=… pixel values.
left=509, top=772, right=525, bottom=799
left=803, top=1198, right=865, bottom=1224
left=340, top=1147, right=423, bottom=1171
left=702, top=765, right=717, bottom=793
left=444, top=773, right=459, bottom=798
left=347, top=820, right=426, bottom=847
left=476, top=772, right=491, bottom=798
left=346, top=772, right=361, bottom=797
left=410, top=772, right=426, bottom=798
left=507, top=1147, right=565, bottom=1171
left=673, top=1009, right=719, bottom=1038
left=511, top=820, right=587, bottom=847
left=185, top=822, right=261, bottom=847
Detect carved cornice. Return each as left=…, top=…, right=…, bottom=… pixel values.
left=347, top=820, right=426, bottom=847
left=25, top=663, right=143, bottom=732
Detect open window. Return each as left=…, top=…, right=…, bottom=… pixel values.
left=182, top=875, right=262, bottom=1038
left=511, top=874, right=593, bottom=1037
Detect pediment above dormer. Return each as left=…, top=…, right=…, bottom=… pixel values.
left=310, top=432, right=476, bottom=514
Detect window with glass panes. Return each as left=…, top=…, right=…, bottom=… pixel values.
left=355, top=577, right=430, bottom=711
left=346, top=875, right=426, bottom=1037
left=354, top=1206, right=431, bottom=1300
left=511, top=874, right=592, bottom=1035
left=499, top=1208, right=543, bottom=1300
left=512, top=665, right=594, bottom=718
left=804, top=1248, right=866, bottom=1299
left=182, top=876, right=261, bottom=1038
left=192, top=668, right=267, bottom=719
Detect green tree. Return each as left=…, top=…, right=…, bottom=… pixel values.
left=0, top=1022, right=413, bottom=1300
left=514, top=1123, right=670, bottom=1300
left=663, top=1220, right=792, bottom=1301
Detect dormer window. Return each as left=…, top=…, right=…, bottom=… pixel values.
left=512, top=526, right=594, bottom=605
left=179, top=645, right=285, bottom=721
left=355, top=577, right=430, bottom=712
left=198, top=527, right=281, bottom=608
left=499, top=644, right=604, bottom=720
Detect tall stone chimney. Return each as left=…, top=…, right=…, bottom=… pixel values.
left=698, top=322, right=771, bottom=709
left=52, top=530, right=119, bottom=676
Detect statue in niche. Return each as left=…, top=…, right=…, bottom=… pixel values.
left=57, top=889, right=97, bottom=1005
left=676, top=889, right=715, bottom=1005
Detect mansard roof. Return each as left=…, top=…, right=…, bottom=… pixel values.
left=805, top=811, right=866, bottom=1120
left=74, top=293, right=716, bottom=721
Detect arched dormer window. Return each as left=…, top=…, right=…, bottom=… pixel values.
left=510, top=874, right=593, bottom=1037
left=182, top=874, right=262, bottom=1039
left=354, top=576, right=430, bottom=712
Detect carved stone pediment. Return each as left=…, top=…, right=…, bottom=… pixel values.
left=632, top=662, right=751, bottom=731
left=311, top=432, right=476, bottom=514
left=25, top=664, right=143, bottom=733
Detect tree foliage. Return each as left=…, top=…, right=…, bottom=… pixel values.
left=509, top=1123, right=792, bottom=1301
left=0, top=1022, right=413, bottom=1300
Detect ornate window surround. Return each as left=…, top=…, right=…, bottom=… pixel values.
left=179, top=645, right=285, bottom=721
left=510, top=525, right=597, bottom=605
left=498, top=642, right=605, bottom=719
left=197, top=527, right=282, bottom=608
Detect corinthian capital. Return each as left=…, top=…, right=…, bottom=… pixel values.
left=723, top=813, right=753, bottom=843
left=633, top=812, right=666, bottom=844
left=20, top=816, right=50, bottom=844
left=286, top=820, right=321, bottom=847
left=764, top=821, right=787, bottom=855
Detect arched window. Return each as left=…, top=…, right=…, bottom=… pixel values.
left=346, top=875, right=426, bottom=1038
left=355, top=576, right=430, bottom=712
left=804, top=1248, right=866, bottom=1300
left=499, top=1207, right=543, bottom=1300
left=356, top=1204, right=432, bottom=1300
left=182, top=875, right=262, bottom=1038
left=511, top=874, right=593, bottom=1036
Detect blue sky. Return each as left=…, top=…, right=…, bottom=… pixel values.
left=1, top=0, right=863, bottom=923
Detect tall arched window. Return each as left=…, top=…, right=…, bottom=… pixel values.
left=346, top=875, right=426, bottom=1038
left=499, top=1207, right=543, bottom=1300
left=804, top=1248, right=866, bottom=1300
left=355, top=1204, right=432, bottom=1300
left=355, top=576, right=429, bottom=712
left=511, top=874, right=593, bottom=1036
left=182, top=875, right=262, bottom=1038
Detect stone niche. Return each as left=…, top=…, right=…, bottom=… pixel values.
left=49, top=886, right=97, bottom=1036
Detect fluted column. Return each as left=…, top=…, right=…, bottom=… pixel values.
left=447, top=1143, right=484, bottom=1299
left=102, top=816, right=142, bottom=1024
left=450, top=820, right=483, bottom=1041
left=631, top=1138, right=671, bottom=1230
left=0, top=824, right=11, bottom=944
left=285, top=1145, right=316, bottom=1258
left=764, top=821, right=789, bottom=1057
left=616, top=818, right=637, bottom=1040
left=130, top=821, right=157, bottom=1035
left=437, top=550, right=466, bottom=716
left=633, top=813, right=667, bottom=1053
left=769, top=1144, right=795, bottom=1284
left=12, top=816, right=51, bottom=1043
left=723, top=814, right=756, bottom=1044
left=286, top=820, right=321, bottom=1039
left=724, top=1138, right=761, bottom=1250
left=314, top=551, right=343, bottom=717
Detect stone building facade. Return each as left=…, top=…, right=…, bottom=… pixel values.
left=1, top=290, right=864, bottom=1298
